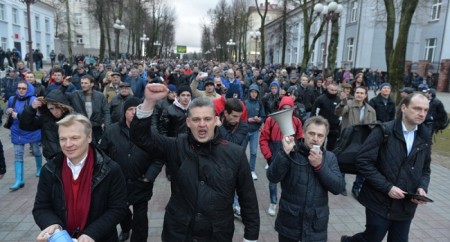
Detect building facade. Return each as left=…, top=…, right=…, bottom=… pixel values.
left=0, top=0, right=55, bottom=61
left=264, top=0, right=450, bottom=91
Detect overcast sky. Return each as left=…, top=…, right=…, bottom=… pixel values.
left=171, top=0, right=219, bottom=53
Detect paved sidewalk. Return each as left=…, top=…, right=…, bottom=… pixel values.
left=1, top=125, right=450, bottom=241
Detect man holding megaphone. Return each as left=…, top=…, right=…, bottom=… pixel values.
left=266, top=116, right=345, bottom=242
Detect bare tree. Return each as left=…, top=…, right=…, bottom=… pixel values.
left=254, top=0, right=269, bottom=66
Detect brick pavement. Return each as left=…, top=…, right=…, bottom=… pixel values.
left=1, top=122, right=450, bottom=241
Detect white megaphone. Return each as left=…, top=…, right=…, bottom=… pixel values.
left=269, top=108, right=295, bottom=136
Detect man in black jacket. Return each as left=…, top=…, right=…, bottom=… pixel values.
left=100, top=97, right=164, bottom=242
left=110, top=82, right=133, bottom=123
left=33, top=114, right=127, bottom=242
left=368, top=82, right=395, bottom=123
left=342, top=93, right=432, bottom=242
left=130, top=85, right=259, bottom=242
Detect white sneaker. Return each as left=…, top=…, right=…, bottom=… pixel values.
left=251, top=172, right=258, bottom=180
left=265, top=164, right=269, bottom=170
left=268, top=203, right=277, bottom=216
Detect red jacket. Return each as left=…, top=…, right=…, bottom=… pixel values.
left=259, top=96, right=303, bottom=160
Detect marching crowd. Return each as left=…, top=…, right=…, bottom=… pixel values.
left=0, top=58, right=448, bottom=242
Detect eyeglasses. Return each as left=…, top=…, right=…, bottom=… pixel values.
left=17, top=87, right=27, bottom=90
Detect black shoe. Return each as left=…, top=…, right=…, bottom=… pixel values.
left=341, top=189, right=348, bottom=196
left=352, top=190, right=359, bottom=199
left=341, top=235, right=349, bottom=242
left=119, top=231, right=130, bottom=242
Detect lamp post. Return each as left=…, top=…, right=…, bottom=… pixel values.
left=140, top=34, right=149, bottom=59
left=250, top=30, right=261, bottom=63
left=153, top=40, right=161, bottom=57
left=113, top=19, right=125, bottom=60
left=314, top=0, right=343, bottom=82
left=226, top=38, right=236, bottom=62
left=20, top=0, right=36, bottom=72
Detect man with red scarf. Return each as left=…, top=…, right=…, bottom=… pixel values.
left=33, top=114, right=127, bottom=242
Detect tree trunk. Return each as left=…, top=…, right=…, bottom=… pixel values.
left=64, top=0, right=73, bottom=65
left=327, top=16, right=339, bottom=78
left=98, top=15, right=105, bottom=62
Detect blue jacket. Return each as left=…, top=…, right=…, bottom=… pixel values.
left=7, top=82, right=41, bottom=145
left=125, top=76, right=146, bottom=99
left=245, top=84, right=266, bottom=133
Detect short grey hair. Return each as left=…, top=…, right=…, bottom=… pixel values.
left=187, top=97, right=216, bottom=117
left=57, top=114, right=92, bottom=135
left=303, top=116, right=330, bottom=135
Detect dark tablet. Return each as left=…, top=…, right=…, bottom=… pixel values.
left=405, top=194, right=434, bottom=203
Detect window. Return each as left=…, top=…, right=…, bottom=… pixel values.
left=76, top=35, right=83, bottom=44
left=287, top=48, right=291, bottom=64
left=431, top=0, right=442, bottom=20
left=35, top=15, right=40, bottom=30
left=75, top=14, right=82, bottom=25
left=424, top=38, right=437, bottom=62
left=12, top=8, right=18, bottom=24
left=347, top=38, right=354, bottom=61
left=350, top=1, right=358, bottom=23
left=36, top=43, right=41, bottom=50
left=0, top=4, right=5, bottom=21
left=45, top=18, right=50, bottom=32
left=1, top=38, right=7, bottom=50
left=24, top=11, right=27, bottom=26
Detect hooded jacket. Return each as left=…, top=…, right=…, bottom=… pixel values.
left=312, top=90, right=341, bottom=130
left=244, top=84, right=266, bottom=133
left=262, top=80, right=280, bottom=115
left=8, top=82, right=41, bottom=145
left=259, top=96, right=303, bottom=161
left=20, top=90, right=73, bottom=159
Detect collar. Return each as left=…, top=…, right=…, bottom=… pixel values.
left=401, top=121, right=418, bottom=133
left=67, top=152, right=88, bottom=167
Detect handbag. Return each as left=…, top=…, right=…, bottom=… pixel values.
left=3, top=113, right=13, bottom=129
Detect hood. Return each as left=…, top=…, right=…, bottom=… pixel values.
left=269, top=80, right=280, bottom=95
left=16, top=82, right=35, bottom=98
left=248, top=83, right=259, bottom=99
left=278, top=96, right=294, bottom=110
left=45, top=90, right=71, bottom=106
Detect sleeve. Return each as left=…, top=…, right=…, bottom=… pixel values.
left=314, top=152, right=345, bottom=195
left=266, top=148, right=291, bottom=183
left=102, top=95, right=111, bottom=126
left=18, top=105, right=42, bottom=131
left=259, top=118, right=272, bottom=160
left=190, top=78, right=204, bottom=98
left=235, top=151, right=260, bottom=241
left=144, top=159, right=165, bottom=182
left=159, top=108, right=170, bottom=136
left=335, top=98, right=349, bottom=116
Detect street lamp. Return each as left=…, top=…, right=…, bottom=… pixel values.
left=20, top=0, right=37, bottom=72
left=250, top=30, right=261, bottom=62
left=314, top=0, right=343, bottom=82
left=140, top=34, right=149, bottom=58
left=113, top=19, right=125, bottom=60
left=226, top=38, right=236, bottom=62
left=153, top=40, right=161, bottom=57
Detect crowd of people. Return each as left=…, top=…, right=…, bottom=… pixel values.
left=0, top=57, right=447, bottom=242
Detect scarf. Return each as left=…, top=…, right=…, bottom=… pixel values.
left=62, top=145, right=95, bottom=237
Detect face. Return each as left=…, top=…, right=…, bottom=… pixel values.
left=400, top=92, right=408, bottom=99
left=47, top=103, right=64, bottom=118
left=343, top=88, right=351, bottom=95
left=304, top=123, right=327, bottom=149
left=167, top=91, right=176, bottom=101
left=250, top=90, right=258, bottom=99
left=112, top=75, right=121, bottom=85
left=380, top=86, right=391, bottom=96
left=205, top=84, right=215, bottom=93
left=25, top=73, right=35, bottom=83
left=53, top=72, right=64, bottom=83
left=131, top=69, right=138, bottom=78
left=270, top=85, right=278, bottom=94
left=226, top=70, right=234, bottom=79
left=316, top=80, right=323, bottom=87
left=354, top=88, right=367, bottom=102
left=327, top=85, right=338, bottom=95
left=186, top=106, right=217, bottom=143
left=81, top=78, right=94, bottom=92
left=17, top=83, right=28, bottom=96
left=301, top=77, right=308, bottom=86
left=401, top=95, right=429, bottom=126
left=224, top=110, right=242, bottom=126
left=178, top=91, right=191, bottom=106
left=119, top=87, right=131, bottom=96
left=59, top=122, right=92, bottom=164
left=18, top=62, right=25, bottom=69
left=125, top=106, right=137, bottom=124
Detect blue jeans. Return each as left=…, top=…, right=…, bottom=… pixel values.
left=242, top=131, right=259, bottom=172
left=345, top=208, right=412, bottom=242
left=14, top=142, right=42, bottom=161
left=269, top=182, right=277, bottom=204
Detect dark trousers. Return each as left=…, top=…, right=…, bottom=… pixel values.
left=120, top=202, right=149, bottom=242
left=345, top=208, right=412, bottom=242
left=278, top=233, right=298, bottom=242
left=92, top=126, right=103, bottom=144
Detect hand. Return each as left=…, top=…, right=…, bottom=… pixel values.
left=216, top=118, right=222, bottom=127
left=248, top=117, right=255, bottom=123
left=308, top=148, right=322, bottom=167
left=388, top=186, right=406, bottom=200
left=281, top=136, right=295, bottom=155
left=254, top=116, right=261, bottom=123
left=32, top=98, right=44, bottom=109
left=78, top=234, right=95, bottom=242
left=62, top=76, right=71, bottom=86
left=11, top=111, right=18, bottom=119
left=36, top=224, right=61, bottom=242
left=141, top=83, right=169, bottom=111
left=6, top=108, right=13, bottom=114
left=411, top=188, right=428, bottom=205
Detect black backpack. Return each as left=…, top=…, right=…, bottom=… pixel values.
left=333, top=123, right=390, bottom=174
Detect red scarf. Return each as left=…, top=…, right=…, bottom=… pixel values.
left=62, top=145, right=94, bottom=237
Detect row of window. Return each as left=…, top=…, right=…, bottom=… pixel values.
left=0, top=3, right=51, bottom=33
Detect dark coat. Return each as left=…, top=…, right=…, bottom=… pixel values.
left=99, top=121, right=164, bottom=205
left=356, top=119, right=431, bottom=221
left=32, top=146, right=128, bottom=242
left=130, top=116, right=260, bottom=241
left=312, top=92, right=341, bottom=130
left=267, top=143, right=344, bottom=241
left=65, top=90, right=111, bottom=128
left=158, top=103, right=188, bottom=137
left=369, top=94, right=396, bottom=123
left=110, top=95, right=132, bottom=123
